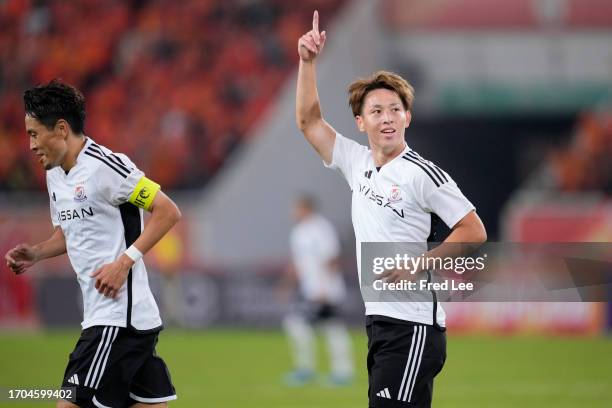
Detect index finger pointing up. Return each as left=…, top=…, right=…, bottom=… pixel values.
left=313, top=10, right=319, bottom=33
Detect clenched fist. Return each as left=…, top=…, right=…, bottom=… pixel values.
left=5, top=244, right=37, bottom=275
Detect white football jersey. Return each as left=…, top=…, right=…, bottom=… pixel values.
left=325, top=133, right=475, bottom=326
left=290, top=214, right=346, bottom=303
left=46, top=137, right=162, bottom=331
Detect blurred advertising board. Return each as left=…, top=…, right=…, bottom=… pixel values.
left=443, top=201, right=612, bottom=334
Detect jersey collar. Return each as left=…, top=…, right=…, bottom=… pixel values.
left=59, top=137, right=93, bottom=177
left=371, top=142, right=410, bottom=172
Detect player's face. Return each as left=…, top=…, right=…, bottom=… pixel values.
left=292, top=202, right=310, bottom=222
left=356, top=88, right=411, bottom=153
left=25, top=115, right=68, bottom=170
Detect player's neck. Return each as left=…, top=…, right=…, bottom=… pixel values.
left=61, top=135, right=87, bottom=173
left=370, top=143, right=405, bottom=168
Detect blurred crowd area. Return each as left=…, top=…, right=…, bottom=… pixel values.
left=0, top=0, right=344, bottom=191
left=550, top=111, right=612, bottom=194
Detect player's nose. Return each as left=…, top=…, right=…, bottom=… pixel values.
left=382, top=111, right=393, bottom=124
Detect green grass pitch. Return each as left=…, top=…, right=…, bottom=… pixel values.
left=0, top=329, right=610, bottom=407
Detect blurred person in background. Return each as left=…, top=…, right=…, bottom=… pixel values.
left=5, top=80, right=181, bottom=408
left=280, top=194, right=354, bottom=386
left=296, top=11, right=486, bottom=408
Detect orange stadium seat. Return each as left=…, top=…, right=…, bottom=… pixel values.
left=0, top=0, right=346, bottom=190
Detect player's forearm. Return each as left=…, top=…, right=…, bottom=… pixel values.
left=296, top=60, right=323, bottom=131
left=33, top=227, right=67, bottom=262
left=424, top=233, right=484, bottom=262
left=130, top=196, right=181, bottom=257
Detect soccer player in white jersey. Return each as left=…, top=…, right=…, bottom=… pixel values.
left=296, top=12, right=487, bottom=408
left=5, top=80, right=181, bottom=408
left=282, top=195, right=353, bottom=386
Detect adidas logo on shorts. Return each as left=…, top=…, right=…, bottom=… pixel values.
left=67, top=373, right=79, bottom=385
left=376, top=387, right=391, bottom=399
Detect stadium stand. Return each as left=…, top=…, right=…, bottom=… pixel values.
left=0, top=0, right=345, bottom=191
left=550, top=111, right=612, bottom=193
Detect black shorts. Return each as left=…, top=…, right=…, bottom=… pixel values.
left=297, top=301, right=340, bottom=324
left=61, top=326, right=176, bottom=408
left=366, top=316, right=446, bottom=408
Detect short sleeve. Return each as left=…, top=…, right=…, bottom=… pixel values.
left=410, top=163, right=475, bottom=229
left=46, top=178, right=59, bottom=227
left=95, top=153, right=145, bottom=206
left=324, top=132, right=368, bottom=188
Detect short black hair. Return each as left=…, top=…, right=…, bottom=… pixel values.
left=23, top=79, right=86, bottom=134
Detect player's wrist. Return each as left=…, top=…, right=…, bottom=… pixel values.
left=119, top=254, right=135, bottom=269
left=123, top=245, right=142, bottom=265
left=31, top=245, right=41, bottom=263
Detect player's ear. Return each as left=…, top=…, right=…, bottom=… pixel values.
left=55, top=119, right=69, bottom=140
left=404, top=111, right=412, bottom=129
left=355, top=115, right=365, bottom=132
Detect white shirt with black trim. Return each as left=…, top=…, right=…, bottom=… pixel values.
left=46, top=137, right=162, bottom=331
left=325, top=133, right=475, bottom=326
left=290, top=214, right=346, bottom=304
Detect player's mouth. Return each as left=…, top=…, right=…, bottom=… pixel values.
left=36, top=153, right=45, bottom=163
left=380, top=128, right=396, bottom=136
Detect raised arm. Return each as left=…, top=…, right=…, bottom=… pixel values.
left=5, top=226, right=67, bottom=275
left=296, top=10, right=337, bottom=165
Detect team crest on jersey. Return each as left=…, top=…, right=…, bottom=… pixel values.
left=74, top=184, right=87, bottom=202
left=389, top=185, right=403, bottom=203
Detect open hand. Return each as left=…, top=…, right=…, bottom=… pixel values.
left=298, top=10, right=327, bottom=62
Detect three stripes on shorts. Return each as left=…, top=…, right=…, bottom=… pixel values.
left=84, top=326, right=120, bottom=389
left=397, top=325, right=427, bottom=402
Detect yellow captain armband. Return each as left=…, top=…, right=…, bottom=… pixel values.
left=128, top=177, right=161, bottom=211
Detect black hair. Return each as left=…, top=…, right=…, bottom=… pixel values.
left=23, top=79, right=86, bottom=134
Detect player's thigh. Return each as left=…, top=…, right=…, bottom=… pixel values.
left=91, top=328, right=160, bottom=407
left=128, top=353, right=177, bottom=405
left=56, top=400, right=79, bottom=408
left=369, top=348, right=417, bottom=407
left=130, top=403, right=168, bottom=408
left=368, top=324, right=446, bottom=408
left=60, top=326, right=112, bottom=406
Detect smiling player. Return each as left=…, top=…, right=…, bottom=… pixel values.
left=296, top=11, right=487, bottom=408
left=5, top=80, right=181, bottom=408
